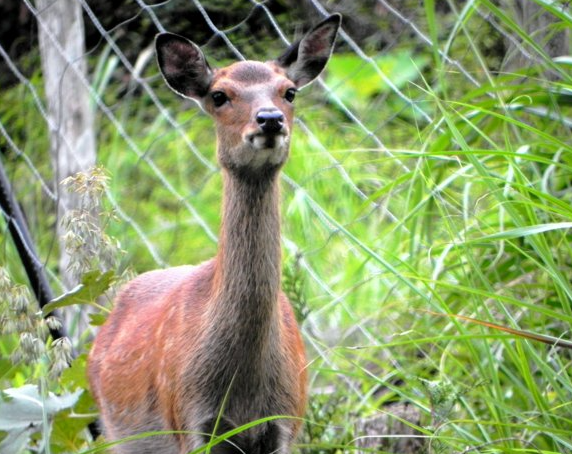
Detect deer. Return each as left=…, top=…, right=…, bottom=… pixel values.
left=88, top=14, right=341, bottom=454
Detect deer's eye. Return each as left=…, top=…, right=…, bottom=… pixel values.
left=211, top=91, right=229, bottom=107
left=284, top=88, right=297, bottom=103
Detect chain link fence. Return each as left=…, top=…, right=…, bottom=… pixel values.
left=1, top=0, right=571, bottom=451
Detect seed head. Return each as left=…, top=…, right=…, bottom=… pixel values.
left=49, top=337, right=73, bottom=379
left=18, top=332, right=45, bottom=363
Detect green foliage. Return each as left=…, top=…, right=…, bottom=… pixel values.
left=42, top=271, right=116, bottom=316
left=325, top=52, right=430, bottom=113
left=0, top=385, right=83, bottom=454
left=1, top=1, right=572, bottom=453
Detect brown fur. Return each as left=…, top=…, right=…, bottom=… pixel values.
left=88, top=14, right=340, bottom=454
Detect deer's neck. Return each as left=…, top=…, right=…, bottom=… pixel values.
left=210, top=167, right=282, bottom=341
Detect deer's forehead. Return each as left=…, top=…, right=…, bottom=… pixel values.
left=212, top=61, right=290, bottom=89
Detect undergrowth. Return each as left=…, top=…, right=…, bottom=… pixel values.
left=1, top=1, right=572, bottom=453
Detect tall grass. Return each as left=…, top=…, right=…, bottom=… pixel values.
left=285, top=2, right=572, bottom=452
left=1, top=1, right=571, bottom=452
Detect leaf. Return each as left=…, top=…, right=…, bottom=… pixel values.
left=42, top=270, right=115, bottom=315
left=0, top=384, right=83, bottom=431
left=0, top=385, right=83, bottom=454
left=325, top=53, right=429, bottom=111
left=53, top=354, right=98, bottom=449
left=0, top=426, right=36, bottom=454
left=466, top=222, right=572, bottom=244
left=425, top=311, right=572, bottom=349
left=88, top=312, right=108, bottom=326
left=553, top=56, right=572, bottom=65
left=60, top=354, right=90, bottom=390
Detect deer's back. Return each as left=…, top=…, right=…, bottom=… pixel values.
left=88, top=261, right=215, bottom=445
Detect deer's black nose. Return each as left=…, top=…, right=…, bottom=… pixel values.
left=256, top=110, right=284, bottom=134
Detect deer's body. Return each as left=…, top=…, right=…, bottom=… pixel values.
left=88, top=15, right=340, bottom=454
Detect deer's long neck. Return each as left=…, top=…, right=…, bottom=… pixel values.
left=209, top=167, right=282, bottom=345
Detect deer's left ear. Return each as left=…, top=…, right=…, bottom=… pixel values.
left=276, top=14, right=341, bottom=89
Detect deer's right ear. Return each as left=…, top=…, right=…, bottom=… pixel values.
left=155, top=33, right=213, bottom=100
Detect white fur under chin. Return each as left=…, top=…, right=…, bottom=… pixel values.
left=248, top=135, right=288, bottom=168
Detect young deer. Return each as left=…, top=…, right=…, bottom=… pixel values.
left=88, top=14, right=341, bottom=454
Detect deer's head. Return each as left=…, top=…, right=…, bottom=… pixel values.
left=156, top=15, right=341, bottom=177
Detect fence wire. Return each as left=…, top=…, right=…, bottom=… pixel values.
left=0, top=0, right=568, bottom=437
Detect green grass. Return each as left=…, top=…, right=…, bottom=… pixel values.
left=1, top=1, right=572, bottom=452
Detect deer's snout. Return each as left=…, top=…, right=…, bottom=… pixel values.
left=256, top=109, right=285, bottom=134
left=243, top=106, right=290, bottom=156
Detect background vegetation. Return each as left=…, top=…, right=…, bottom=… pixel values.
left=1, top=0, right=571, bottom=453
